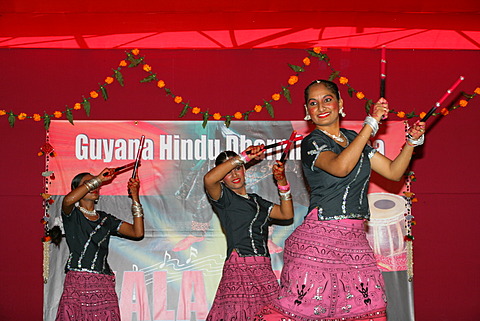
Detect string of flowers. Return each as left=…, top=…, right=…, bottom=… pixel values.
left=0, top=47, right=478, bottom=129
left=136, top=50, right=311, bottom=128
left=306, top=48, right=480, bottom=119
left=403, top=167, right=418, bottom=281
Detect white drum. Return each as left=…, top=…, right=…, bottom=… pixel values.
left=365, top=193, right=408, bottom=271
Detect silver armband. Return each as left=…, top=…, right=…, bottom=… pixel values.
left=406, top=134, right=425, bottom=147
left=364, top=115, right=379, bottom=137
left=132, top=200, right=144, bottom=218
left=279, top=190, right=292, bottom=201
left=84, top=176, right=102, bottom=191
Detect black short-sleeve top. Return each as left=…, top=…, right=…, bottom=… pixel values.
left=209, top=184, right=274, bottom=258
left=62, top=207, right=123, bottom=275
left=301, top=128, right=377, bottom=220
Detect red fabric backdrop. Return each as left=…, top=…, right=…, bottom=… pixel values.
left=0, top=48, right=479, bottom=320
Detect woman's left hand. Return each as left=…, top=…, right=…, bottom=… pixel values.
left=408, top=120, right=426, bottom=139
left=273, top=161, right=287, bottom=184
left=128, top=177, right=140, bottom=197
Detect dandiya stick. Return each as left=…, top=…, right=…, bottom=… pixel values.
left=280, top=130, right=298, bottom=163
left=131, top=135, right=146, bottom=178
left=380, top=46, right=386, bottom=98
left=245, top=135, right=303, bottom=154
left=421, top=76, right=464, bottom=122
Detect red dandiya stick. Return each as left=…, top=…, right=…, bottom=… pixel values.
left=421, top=76, right=465, bottom=122
left=263, top=136, right=303, bottom=150
left=245, top=134, right=303, bottom=155
left=280, top=130, right=298, bottom=163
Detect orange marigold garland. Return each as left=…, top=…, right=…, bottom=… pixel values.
left=1, top=48, right=478, bottom=128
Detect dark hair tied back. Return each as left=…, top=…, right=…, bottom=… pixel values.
left=304, top=79, right=340, bottom=104
left=215, top=151, right=238, bottom=166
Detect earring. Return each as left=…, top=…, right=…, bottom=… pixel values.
left=304, top=105, right=311, bottom=120
left=339, top=107, right=346, bottom=117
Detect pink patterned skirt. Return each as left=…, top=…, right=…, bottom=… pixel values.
left=259, top=209, right=387, bottom=321
left=207, top=251, right=280, bottom=321
left=55, top=271, right=121, bottom=321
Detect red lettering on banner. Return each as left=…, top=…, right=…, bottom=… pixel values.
left=119, top=271, right=152, bottom=320
left=176, top=271, right=208, bottom=321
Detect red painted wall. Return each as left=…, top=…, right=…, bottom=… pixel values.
left=1, top=49, right=479, bottom=320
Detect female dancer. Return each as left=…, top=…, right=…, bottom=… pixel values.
left=259, top=79, right=426, bottom=320
left=204, top=145, right=294, bottom=321
left=55, top=168, right=145, bottom=321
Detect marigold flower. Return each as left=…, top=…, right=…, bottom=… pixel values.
left=37, top=152, right=44, bottom=156
left=54, top=111, right=62, bottom=118
left=74, top=103, right=82, bottom=110
left=475, top=87, right=480, bottom=95
left=18, top=113, right=27, bottom=120
left=0, top=110, right=6, bottom=115
left=174, top=96, right=182, bottom=104
left=412, top=198, right=418, bottom=203
left=234, top=112, right=243, bottom=120
left=131, top=48, right=140, bottom=56
left=143, top=64, right=152, bottom=72
left=119, top=60, right=127, bottom=67
left=419, top=112, right=426, bottom=119
left=157, top=80, right=166, bottom=88
left=272, top=93, right=281, bottom=101
left=90, top=91, right=99, bottom=98
left=33, top=114, right=42, bottom=121
left=288, top=76, right=299, bottom=85
left=105, top=76, right=114, bottom=84
left=313, top=47, right=322, bottom=54
left=254, top=105, right=262, bottom=113
left=397, top=111, right=406, bottom=118
left=440, top=108, right=449, bottom=116
left=213, top=113, right=222, bottom=120
left=459, top=99, right=468, bottom=107
left=339, top=77, right=348, bottom=85
left=356, top=92, right=365, bottom=99
left=403, top=191, right=415, bottom=198
left=192, top=107, right=201, bottom=114
left=303, top=57, right=311, bottom=66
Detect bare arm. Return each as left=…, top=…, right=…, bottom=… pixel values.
left=314, top=98, right=388, bottom=177
left=269, top=161, right=294, bottom=221
left=61, top=168, right=114, bottom=214
left=118, top=176, right=145, bottom=238
left=371, top=120, right=426, bottom=181
left=203, top=145, right=264, bottom=200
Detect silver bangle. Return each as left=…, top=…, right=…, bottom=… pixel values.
left=406, top=134, right=425, bottom=147
left=279, top=190, right=292, bottom=201
left=84, top=176, right=102, bottom=191
left=132, top=200, right=144, bottom=218
left=230, top=156, right=245, bottom=167
left=364, top=115, right=379, bottom=137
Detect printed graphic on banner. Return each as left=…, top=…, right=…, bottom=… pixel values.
left=44, top=120, right=407, bottom=321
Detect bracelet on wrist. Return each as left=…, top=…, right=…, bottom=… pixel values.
left=364, top=115, right=379, bottom=137
left=84, top=176, right=102, bottom=191
left=239, top=150, right=251, bottom=163
left=279, top=190, right=292, bottom=201
left=230, top=156, right=245, bottom=167
left=406, top=134, right=425, bottom=147
left=132, top=200, right=144, bottom=218
left=277, top=182, right=290, bottom=191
